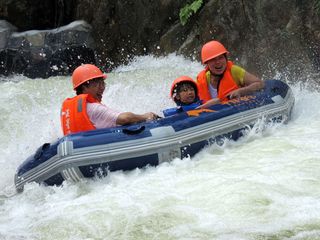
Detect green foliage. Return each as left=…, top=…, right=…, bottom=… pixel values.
left=179, top=0, right=203, bottom=26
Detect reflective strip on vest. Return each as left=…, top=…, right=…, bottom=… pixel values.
left=77, top=98, right=83, bottom=113
left=61, top=94, right=96, bottom=135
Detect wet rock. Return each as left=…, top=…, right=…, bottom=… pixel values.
left=1, top=0, right=320, bottom=81
left=0, top=20, right=17, bottom=49
left=0, top=20, right=96, bottom=78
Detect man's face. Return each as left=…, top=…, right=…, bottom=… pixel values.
left=207, top=54, right=227, bottom=75
left=83, top=78, right=106, bottom=102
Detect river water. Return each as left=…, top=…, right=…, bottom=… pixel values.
left=0, top=55, right=320, bottom=240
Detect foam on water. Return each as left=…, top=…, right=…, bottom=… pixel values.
left=1, top=55, right=320, bottom=239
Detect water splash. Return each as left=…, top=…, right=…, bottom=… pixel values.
left=1, top=55, right=320, bottom=239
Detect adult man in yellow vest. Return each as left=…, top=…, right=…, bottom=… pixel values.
left=197, top=40, right=264, bottom=108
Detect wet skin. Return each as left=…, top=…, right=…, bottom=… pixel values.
left=82, top=78, right=106, bottom=102
left=207, top=54, right=227, bottom=76
left=176, top=83, right=196, bottom=105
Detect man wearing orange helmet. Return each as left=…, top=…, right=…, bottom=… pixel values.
left=197, top=40, right=264, bottom=108
left=163, top=76, right=201, bottom=117
left=61, top=64, right=158, bottom=135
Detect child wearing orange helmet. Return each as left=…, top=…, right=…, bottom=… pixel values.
left=163, top=76, right=202, bottom=117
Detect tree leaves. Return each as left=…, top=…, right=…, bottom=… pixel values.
left=179, top=0, right=203, bottom=26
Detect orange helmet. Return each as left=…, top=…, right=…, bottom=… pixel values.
left=170, top=76, right=198, bottom=100
left=72, top=64, right=107, bottom=90
left=201, top=40, right=229, bottom=64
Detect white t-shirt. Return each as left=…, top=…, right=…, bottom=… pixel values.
left=86, top=102, right=121, bottom=129
left=208, top=83, right=218, bottom=98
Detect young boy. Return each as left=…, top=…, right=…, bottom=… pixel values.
left=163, top=76, right=201, bottom=117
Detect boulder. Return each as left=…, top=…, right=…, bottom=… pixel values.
left=0, top=20, right=96, bottom=78
left=1, top=0, right=320, bottom=81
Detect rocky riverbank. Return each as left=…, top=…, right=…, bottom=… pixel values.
left=1, top=0, right=320, bottom=81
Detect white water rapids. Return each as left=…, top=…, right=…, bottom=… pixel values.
left=1, top=55, right=320, bottom=239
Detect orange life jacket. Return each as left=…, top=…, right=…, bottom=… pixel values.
left=196, top=61, right=239, bottom=102
left=61, top=94, right=99, bottom=135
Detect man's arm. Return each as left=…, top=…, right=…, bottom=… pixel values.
left=116, top=112, right=157, bottom=125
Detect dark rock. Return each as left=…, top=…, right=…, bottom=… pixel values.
left=0, top=0, right=76, bottom=31
left=0, top=20, right=17, bottom=49
left=1, top=0, right=320, bottom=81
left=1, top=20, right=96, bottom=78
left=75, top=0, right=186, bottom=70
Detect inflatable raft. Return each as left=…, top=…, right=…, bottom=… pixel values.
left=15, top=80, right=295, bottom=192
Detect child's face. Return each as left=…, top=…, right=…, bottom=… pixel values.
left=176, top=83, right=196, bottom=104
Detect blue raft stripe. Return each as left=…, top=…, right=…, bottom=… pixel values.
left=79, top=153, right=159, bottom=178
left=43, top=172, right=65, bottom=186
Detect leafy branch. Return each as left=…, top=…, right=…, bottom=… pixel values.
left=179, top=0, right=203, bottom=26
